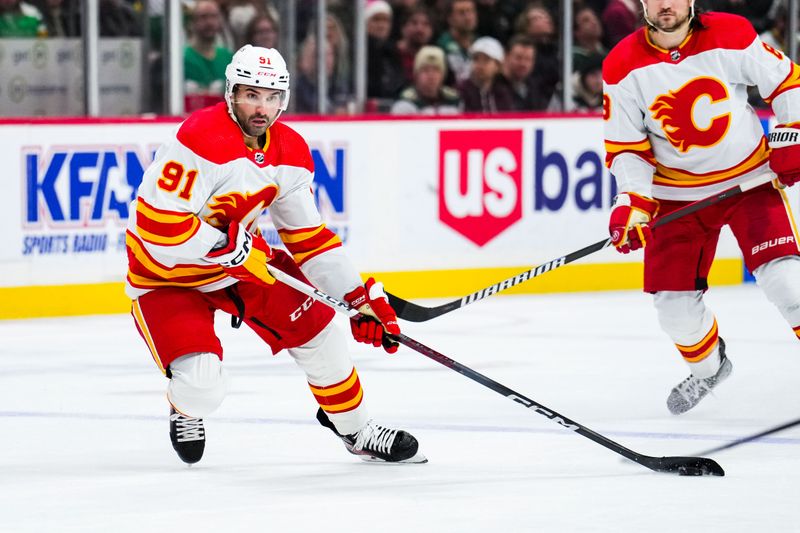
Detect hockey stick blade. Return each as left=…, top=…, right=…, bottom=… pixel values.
left=398, top=334, right=723, bottom=477
left=266, top=264, right=724, bottom=476
left=388, top=172, right=775, bottom=322
left=387, top=238, right=611, bottom=322
left=694, top=416, right=800, bottom=456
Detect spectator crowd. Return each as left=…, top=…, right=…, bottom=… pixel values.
left=0, top=0, right=792, bottom=115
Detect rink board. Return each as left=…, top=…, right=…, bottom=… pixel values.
left=0, top=114, right=768, bottom=318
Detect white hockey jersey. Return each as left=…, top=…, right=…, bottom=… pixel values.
left=125, top=102, right=361, bottom=299
left=603, top=12, right=800, bottom=201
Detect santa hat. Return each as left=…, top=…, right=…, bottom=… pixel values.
left=365, top=0, right=392, bottom=20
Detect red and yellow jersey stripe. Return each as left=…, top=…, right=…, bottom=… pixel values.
left=309, top=368, right=364, bottom=414
left=279, top=224, right=342, bottom=266
left=135, top=197, right=201, bottom=247
left=765, top=61, right=800, bottom=105
left=653, top=137, right=769, bottom=188
left=676, top=319, right=719, bottom=363
left=126, top=231, right=227, bottom=290
left=605, top=138, right=657, bottom=169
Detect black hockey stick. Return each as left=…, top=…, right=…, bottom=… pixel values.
left=388, top=173, right=776, bottom=322
left=695, top=416, right=800, bottom=456
left=266, top=264, right=724, bottom=476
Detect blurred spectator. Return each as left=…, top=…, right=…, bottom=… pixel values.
left=184, top=0, right=233, bottom=112
left=760, top=1, right=786, bottom=52
left=573, top=5, right=607, bottom=73
left=548, top=52, right=603, bottom=112
left=459, top=36, right=514, bottom=112
left=29, top=0, right=78, bottom=36
left=515, top=4, right=559, bottom=103
left=499, top=34, right=549, bottom=111
left=602, top=0, right=639, bottom=48
left=324, top=13, right=353, bottom=104
left=367, top=0, right=406, bottom=100
left=0, top=0, right=46, bottom=36
left=391, top=45, right=461, bottom=114
left=704, top=0, right=773, bottom=33
left=396, top=6, right=434, bottom=85
left=388, top=0, right=421, bottom=41
left=244, top=11, right=279, bottom=49
left=223, top=0, right=263, bottom=48
left=294, top=35, right=350, bottom=114
left=436, top=0, right=479, bottom=85
left=98, top=0, right=142, bottom=36
left=474, top=0, right=520, bottom=44
left=572, top=53, right=603, bottom=111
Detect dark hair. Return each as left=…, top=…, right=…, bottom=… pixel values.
left=506, top=34, right=535, bottom=52
left=445, top=0, right=476, bottom=18
left=401, top=6, right=434, bottom=29
left=573, top=5, right=600, bottom=31
left=245, top=12, right=280, bottom=46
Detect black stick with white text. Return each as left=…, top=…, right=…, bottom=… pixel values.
left=266, top=264, right=724, bottom=477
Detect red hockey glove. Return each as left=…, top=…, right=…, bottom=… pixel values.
left=608, top=193, right=660, bottom=254
left=768, top=124, right=800, bottom=188
left=344, top=278, right=401, bottom=354
left=206, top=221, right=275, bottom=287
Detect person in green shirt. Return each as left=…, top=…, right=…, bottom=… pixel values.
left=184, top=0, right=233, bottom=109
left=435, top=0, right=478, bottom=85
left=0, top=0, right=47, bottom=37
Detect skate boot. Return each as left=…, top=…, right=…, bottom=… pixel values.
left=169, top=407, right=205, bottom=464
left=316, top=408, right=427, bottom=463
left=667, top=338, right=732, bottom=415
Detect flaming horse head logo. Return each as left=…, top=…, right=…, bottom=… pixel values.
left=649, top=77, right=731, bottom=153
left=205, top=184, right=279, bottom=229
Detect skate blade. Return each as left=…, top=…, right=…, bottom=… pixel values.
left=359, top=451, right=428, bottom=464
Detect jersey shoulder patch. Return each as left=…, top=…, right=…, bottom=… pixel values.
left=176, top=103, right=248, bottom=164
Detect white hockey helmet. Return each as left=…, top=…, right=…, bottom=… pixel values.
left=225, top=45, right=290, bottom=124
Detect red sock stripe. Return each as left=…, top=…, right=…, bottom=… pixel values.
left=676, top=321, right=719, bottom=363
left=309, top=368, right=364, bottom=414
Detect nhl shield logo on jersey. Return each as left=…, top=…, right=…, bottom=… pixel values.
left=649, top=77, right=731, bottom=153
left=254, top=152, right=265, bottom=164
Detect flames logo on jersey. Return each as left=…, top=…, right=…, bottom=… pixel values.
left=649, top=77, right=731, bottom=153
left=205, top=184, right=278, bottom=229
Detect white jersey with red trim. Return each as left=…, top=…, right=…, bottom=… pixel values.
left=603, top=12, right=800, bottom=201
left=125, top=102, right=361, bottom=299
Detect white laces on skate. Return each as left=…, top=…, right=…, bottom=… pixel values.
left=354, top=420, right=397, bottom=455
left=169, top=412, right=205, bottom=442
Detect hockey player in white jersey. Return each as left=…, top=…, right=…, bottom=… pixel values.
left=604, top=0, right=800, bottom=414
left=126, top=45, right=426, bottom=464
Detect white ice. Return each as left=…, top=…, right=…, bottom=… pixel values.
left=1, top=285, right=799, bottom=532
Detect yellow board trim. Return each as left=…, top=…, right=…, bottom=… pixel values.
left=0, top=259, right=745, bottom=319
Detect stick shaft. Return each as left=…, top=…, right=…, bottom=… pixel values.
left=388, top=173, right=775, bottom=322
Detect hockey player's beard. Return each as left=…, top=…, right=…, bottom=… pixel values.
left=651, top=9, right=690, bottom=33
left=241, top=113, right=271, bottom=137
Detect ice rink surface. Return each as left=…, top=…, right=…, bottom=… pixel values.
left=1, top=284, right=799, bottom=532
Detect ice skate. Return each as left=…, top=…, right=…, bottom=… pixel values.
left=316, top=408, right=427, bottom=463
left=667, top=338, right=732, bottom=415
left=169, top=407, right=206, bottom=464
